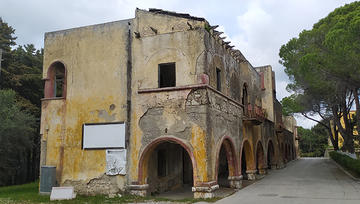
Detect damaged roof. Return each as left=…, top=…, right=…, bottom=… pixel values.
left=148, top=8, right=206, bottom=21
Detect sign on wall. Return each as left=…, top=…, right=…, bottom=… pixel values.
left=82, top=122, right=125, bottom=149
left=106, top=149, right=126, bottom=175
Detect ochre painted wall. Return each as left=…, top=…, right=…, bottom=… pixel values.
left=41, top=20, right=131, bottom=193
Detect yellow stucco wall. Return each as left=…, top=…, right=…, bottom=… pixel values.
left=41, top=20, right=131, bottom=187
left=256, top=66, right=275, bottom=122
left=330, top=111, right=358, bottom=148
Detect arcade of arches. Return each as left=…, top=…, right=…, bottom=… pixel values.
left=131, top=129, right=297, bottom=198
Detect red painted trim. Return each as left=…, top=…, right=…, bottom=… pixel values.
left=215, top=136, right=240, bottom=182
left=44, top=61, right=67, bottom=99
left=260, top=72, right=265, bottom=90
left=137, top=136, right=197, bottom=186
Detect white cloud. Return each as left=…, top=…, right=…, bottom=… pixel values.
left=0, top=0, right=356, bottom=128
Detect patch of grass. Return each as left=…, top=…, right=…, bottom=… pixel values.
left=0, top=182, right=222, bottom=203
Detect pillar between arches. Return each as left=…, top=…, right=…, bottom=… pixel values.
left=128, top=184, right=149, bottom=197
left=258, top=168, right=267, bottom=175
left=192, top=181, right=219, bottom=198
left=246, top=170, right=257, bottom=180
left=228, top=175, right=243, bottom=189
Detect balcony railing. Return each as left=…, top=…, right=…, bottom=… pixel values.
left=244, top=104, right=265, bottom=125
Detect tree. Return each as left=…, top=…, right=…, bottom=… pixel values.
left=0, top=18, right=43, bottom=186
left=279, top=2, right=360, bottom=152
left=0, top=17, right=16, bottom=70
left=281, top=94, right=339, bottom=150
left=298, top=125, right=328, bottom=157
left=0, top=90, right=36, bottom=186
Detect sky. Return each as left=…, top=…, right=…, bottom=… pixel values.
left=0, top=0, right=356, bottom=128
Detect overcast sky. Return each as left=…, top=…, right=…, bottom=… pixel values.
left=0, top=0, right=356, bottom=128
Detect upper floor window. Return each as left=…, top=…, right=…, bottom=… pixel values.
left=242, top=83, right=248, bottom=114
left=216, top=68, right=221, bottom=91
left=44, top=61, right=66, bottom=98
left=159, top=63, right=175, bottom=88
left=242, top=83, right=248, bottom=105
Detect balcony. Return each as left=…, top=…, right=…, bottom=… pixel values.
left=243, top=104, right=265, bottom=125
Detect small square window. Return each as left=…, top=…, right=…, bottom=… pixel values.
left=159, top=63, right=176, bottom=88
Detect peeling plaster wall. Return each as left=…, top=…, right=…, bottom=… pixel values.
left=41, top=8, right=299, bottom=196
left=41, top=19, right=131, bottom=194
left=255, top=66, right=275, bottom=122
left=129, top=9, right=209, bottom=187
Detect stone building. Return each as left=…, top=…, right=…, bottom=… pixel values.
left=40, top=8, right=299, bottom=198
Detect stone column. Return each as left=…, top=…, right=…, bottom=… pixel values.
left=192, top=181, right=219, bottom=199
left=269, top=164, right=277, bottom=170
left=276, top=161, right=286, bottom=169
left=228, top=176, right=242, bottom=189
left=246, top=170, right=257, bottom=180
left=258, top=168, right=267, bottom=175
left=128, top=184, right=149, bottom=197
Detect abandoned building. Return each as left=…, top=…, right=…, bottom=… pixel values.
left=40, top=8, right=299, bottom=198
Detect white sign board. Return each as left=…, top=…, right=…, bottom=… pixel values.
left=50, top=187, right=76, bottom=200
left=106, top=149, right=126, bottom=175
left=83, top=123, right=125, bottom=149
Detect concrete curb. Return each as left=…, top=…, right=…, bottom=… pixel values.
left=329, top=158, right=360, bottom=182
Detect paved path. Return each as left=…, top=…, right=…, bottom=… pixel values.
left=217, top=158, right=360, bottom=204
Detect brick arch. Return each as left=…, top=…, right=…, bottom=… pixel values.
left=137, top=136, right=197, bottom=185
left=44, top=61, right=67, bottom=98
left=255, top=140, right=266, bottom=170
left=215, top=136, right=240, bottom=181
left=240, top=139, right=255, bottom=172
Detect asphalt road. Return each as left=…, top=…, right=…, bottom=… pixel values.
left=217, top=158, right=360, bottom=204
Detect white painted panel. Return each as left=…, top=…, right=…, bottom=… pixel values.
left=106, top=149, right=126, bottom=175
left=83, top=123, right=125, bottom=149
left=50, top=187, right=76, bottom=200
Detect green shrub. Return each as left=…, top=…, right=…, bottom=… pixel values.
left=301, top=150, right=323, bottom=157
left=329, top=151, right=360, bottom=177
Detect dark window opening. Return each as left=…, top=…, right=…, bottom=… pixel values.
left=216, top=68, right=221, bottom=91
left=44, top=61, right=66, bottom=98
left=55, top=68, right=65, bottom=97
left=157, top=149, right=167, bottom=177
left=159, top=63, right=176, bottom=88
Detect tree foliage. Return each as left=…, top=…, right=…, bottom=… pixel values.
left=0, top=90, right=36, bottom=186
left=279, top=2, right=360, bottom=152
left=0, top=18, right=43, bottom=186
left=298, top=125, right=328, bottom=157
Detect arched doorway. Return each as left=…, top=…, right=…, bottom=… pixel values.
left=256, top=141, right=266, bottom=175
left=216, top=138, right=239, bottom=188
left=138, top=138, right=194, bottom=195
left=241, top=140, right=255, bottom=180
left=267, top=140, right=275, bottom=169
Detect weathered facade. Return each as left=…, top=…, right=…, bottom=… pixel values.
left=40, top=8, right=299, bottom=198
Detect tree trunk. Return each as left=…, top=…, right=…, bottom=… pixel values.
left=332, top=105, right=354, bottom=153
left=328, top=123, right=339, bottom=150
left=354, top=88, right=360, bottom=138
